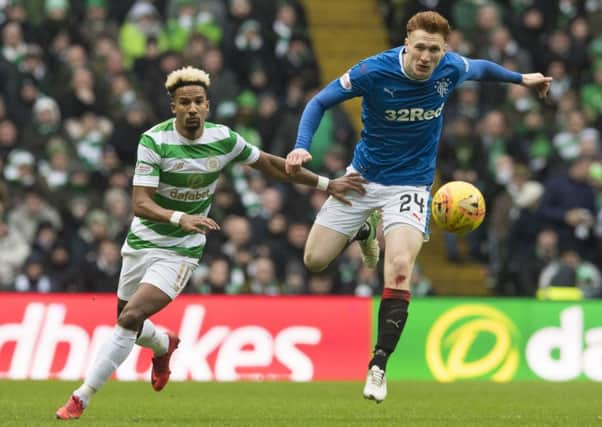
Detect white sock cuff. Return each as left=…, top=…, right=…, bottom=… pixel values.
left=139, top=319, right=154, bottom=339
left=114, top=325, right=137, bottom=340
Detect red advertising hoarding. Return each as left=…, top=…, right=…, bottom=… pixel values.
left=0, top=293, right=371, bottom=381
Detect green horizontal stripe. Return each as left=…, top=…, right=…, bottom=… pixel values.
left=150, top=119, right=174, bottom=132
left=139, top=134, right=160, bottom=154
left=127, top=231, right=204, bottom=258
left=234, top=145, right=254, bottom=163
left=161, top=139, right=236, bottom=159
left=153, top=192, right=213, bottom=213
left=161, top=170, right=220, bottom=189
left=140, top=219, right=193, bottom=238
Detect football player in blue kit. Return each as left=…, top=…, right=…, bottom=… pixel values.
left=285, top=11, right=551, bottom=403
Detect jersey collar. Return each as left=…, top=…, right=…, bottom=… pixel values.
left=174, top=118, right=204, bottom=143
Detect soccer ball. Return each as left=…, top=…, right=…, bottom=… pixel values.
left=431, top=181, right=486, bottom=234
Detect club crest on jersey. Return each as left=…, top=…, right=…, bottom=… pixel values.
left=173, top=161, right=185, bottom=170
left=206, top=157, right=221, bottom=172
left=434, top=78, right=452, bottom=97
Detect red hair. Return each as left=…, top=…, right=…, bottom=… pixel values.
left=406, top=11, right=451, bottom=41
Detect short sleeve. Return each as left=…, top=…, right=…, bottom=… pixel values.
left=231, top=131, right=260, bottom=164
left=133, top=134, right=161, bottom=187
left=341, top=58, right=374, bottom=96
left=448, top=52, right=472, bottom=86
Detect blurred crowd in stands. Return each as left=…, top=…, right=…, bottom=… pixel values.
left=0, top=0, right=600, bottom=299
left=382, top=0, right=602, bottom=298
left=0, top=0, right=389, bottom=296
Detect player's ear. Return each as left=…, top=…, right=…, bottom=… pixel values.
left=170, top=101, right=176, bottom=114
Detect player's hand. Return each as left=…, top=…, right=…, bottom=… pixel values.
left=179, top=214, right=220, bottom=234
left=521, top=73, right=553, bottom=99
left=285, top=148, right=312, bottom=175
left=326, top=172, right=367, bottom=205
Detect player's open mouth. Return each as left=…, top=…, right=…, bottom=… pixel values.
left=417, top=64, right=429, bottom=72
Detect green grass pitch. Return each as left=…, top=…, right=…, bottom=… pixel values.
left=1, top=380, right=601, bottom=426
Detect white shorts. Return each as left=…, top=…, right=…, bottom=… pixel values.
left=117, top=243, right=197, bottom=301
left=315, top=167, right=431, bottom=240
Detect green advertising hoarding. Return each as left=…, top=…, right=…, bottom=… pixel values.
left=375, top=298, right=602, bottom=382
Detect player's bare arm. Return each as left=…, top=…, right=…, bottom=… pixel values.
left=285, top=147, right=313, bottom=175
left=521, top=73, right=553, bottom=98
left=132, top=186, right=220, bottom=234
left=250, top=151, right=367, bottom=205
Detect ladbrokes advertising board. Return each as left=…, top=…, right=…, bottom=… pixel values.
left=0, top=294, right=370, bottom=381
left=1, top=294, right=602, bottom=382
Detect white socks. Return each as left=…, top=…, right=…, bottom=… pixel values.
left=74, top=325, right=137, bottom=406
left=136, top=319, right=169, bottom=356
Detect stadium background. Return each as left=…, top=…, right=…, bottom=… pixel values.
left=0, top=0, right=601, bottom=387
left=0, top=0, right=599, bottom=298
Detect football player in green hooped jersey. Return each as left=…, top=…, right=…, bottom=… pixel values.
left=56, top=66, right=367, bottom=420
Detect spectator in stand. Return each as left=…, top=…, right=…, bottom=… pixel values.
left=163, top=0, right=223, bottom=52
left=195, top=256, right=242, bottom=294
left=13, top=253, right=52, bottom=292
left=79, top=0, right=119, bottom=48
left=538, top=248, right=602, bottom=298
left=109, top=101, right=154, bottom=165
left=580, top=61, right=602, bottom=127
left=0, top=215, right=30, bottom=290
left=22, top=96, right=65, bottom=161
left=538, top=156, right=597, bottom=260
left=46, top=240, right=81, bottom=292
left=82, top=239, right=121, bottom=292
left=7, top=187, right=61, bottom=244
left=248, top=256, right=280, bottom=295
left=201, top=47, right=240, bottom=122
left=118, top=2, right=168, bottom=69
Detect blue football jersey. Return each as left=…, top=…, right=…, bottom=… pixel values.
left=344, top=46, right=472, bottom=186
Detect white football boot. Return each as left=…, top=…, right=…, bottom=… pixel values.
left=358, top=210, right=381, bottom=268
left=363, top=365, right=387, bottom=403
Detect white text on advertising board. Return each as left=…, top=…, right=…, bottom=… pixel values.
left=0, top=303, right=321, bottom=381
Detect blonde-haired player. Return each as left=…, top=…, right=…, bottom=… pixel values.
left=56, top=66, right=366, bottom=420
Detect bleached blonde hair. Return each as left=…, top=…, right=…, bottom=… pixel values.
left=165, top=66, right=211, bottom=96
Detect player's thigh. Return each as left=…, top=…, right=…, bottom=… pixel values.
left=314, top=192, right=374, bottom=239
left=305, top=223, right=348, bottom=268
left=383, top=224, right=424, bottom=290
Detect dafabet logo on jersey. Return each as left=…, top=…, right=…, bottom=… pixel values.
left=426, top=305, right=520, bottom=382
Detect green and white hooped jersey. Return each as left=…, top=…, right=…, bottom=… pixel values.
left=127, top=118, right=260, bottom=261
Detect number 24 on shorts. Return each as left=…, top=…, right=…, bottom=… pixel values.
left=399, top=193, right=425, bottom=213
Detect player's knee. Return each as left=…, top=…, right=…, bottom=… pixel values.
left=304, top=251, right=329, bottom=272
left=389, top=254, right=412, bottom=279
left=117, top=306, right=146, bottom=331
